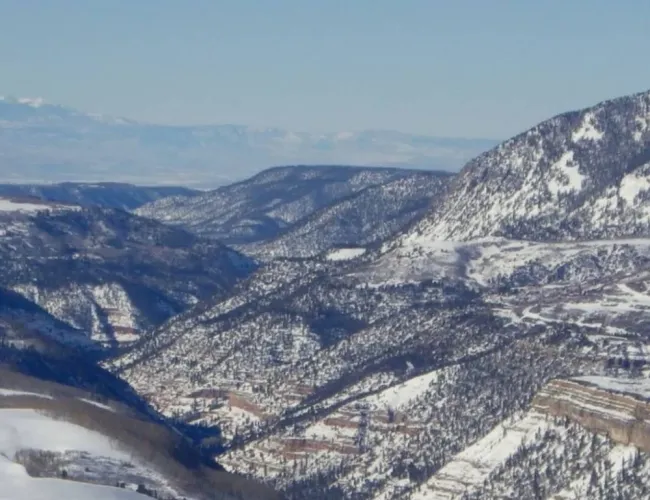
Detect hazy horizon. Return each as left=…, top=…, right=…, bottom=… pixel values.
left=0, top=95, right=504, bottom=141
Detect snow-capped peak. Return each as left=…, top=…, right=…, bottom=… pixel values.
left=0, top=95, right=47, bottom=107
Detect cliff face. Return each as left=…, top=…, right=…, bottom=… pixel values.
left=532, top=377, right=650, bottom=451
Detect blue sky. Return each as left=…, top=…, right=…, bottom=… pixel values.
left=1, top=0, right=649, bottom=138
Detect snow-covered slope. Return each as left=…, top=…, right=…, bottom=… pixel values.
left=136, top=165, right=422, bottom=246
left=137, top=166, right=453, bottom=260
left=0, top=205, right=255, bottom=347
left=242, top=171, right=452, bottom=259
left=411, top=408, right=647, bottom=500
left=390, top=88, right=650, bottom=247
left=0, top=196, right=78, bottom=213
left=110, top=233, right=650, bottom=498
left=0, top=286, right=95, bottom=351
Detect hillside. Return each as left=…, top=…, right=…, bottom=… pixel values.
left=243, top=171, right=452, bottom=259
left=110, top=237, right=650, bottom=498
left=389, top=88, right=650, bottom=246
left=109, top=89, right=650, bottom=499
left=0, top=198, right=255, bottom=347
left=0, top=182, right=198, bottom=210
left=136, top=166, right=453, bottom=259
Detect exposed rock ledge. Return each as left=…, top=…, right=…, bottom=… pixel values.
left=532, top=376, right=650, bottom=451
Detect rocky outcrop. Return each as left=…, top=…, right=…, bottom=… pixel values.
left=533, top=378, right=650, bottom=451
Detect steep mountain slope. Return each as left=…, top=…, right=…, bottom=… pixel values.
left=136, top=166, right=424, bottom=246
left=0, top=96, right=496, bottom=185
left=113, top=237, right=650, bottom=498
left=109, top=89, right=650, bottom=499
left=243, top=171, right=452, bottom=259
left=391, top=88, right=650, bottom=245
left=418, top=377, right=650, bottom=500
left=0, top=286, right=96, bottom=352
left=0, top=182, right=198, bottom=210
left=0, top=198, right=255, bottom=347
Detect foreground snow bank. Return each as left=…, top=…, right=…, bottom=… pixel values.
left=0, top=408, right=130, bottom=459
left=0, top=455, right=144, bottom=500
left=0, top=408, right=143, bottom=500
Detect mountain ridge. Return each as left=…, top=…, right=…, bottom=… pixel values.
left=0, top=182, right=199, bottom=210
left=388, top=88, right=650, bottom=248
left=135, top=166, right=435, bottom=244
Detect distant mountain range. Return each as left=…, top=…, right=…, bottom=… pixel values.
left=0, top=96, right=498, bottom=187
left=136, top=165, right=453, bottom=258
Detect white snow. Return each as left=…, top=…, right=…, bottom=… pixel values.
left=410, top=411, right=551, bottom=499
left=0, top=409, right=130, bottom=459
left=0, top=198, right=79, bottom=213
left=326, top=247, right=367, bottom=261
left=78, top=398, right=116, bottom=412
left=634, top=115, right=649, bottom=142
left=551, top=444, right=638, bottom=499
left=618, top=168, right=650, bottom=205
left=572, top=376, right=650, bottom=399
left=572, top=112, right=604, bottom=142
left=0, top=409, right=144, bottom=499
left=17, top=97, right=46, bottom=107
left=0, top=389, right=53, bottom=400
left=563, top=281, right=650, bottom=317
left=373, top=237, right=650, bottom=288
left=0, top=455, right=144, bottom=500
left=305, top=421, right=356, bottom=442
left=364, top=369, right=441, bottom=409
left=0, top=96, right=46, bottom=108
left=0, top=199, right=51, bottom=213
left=547, top=151, right=585, bottom=195
left=370, top=239, right=463, bottom=286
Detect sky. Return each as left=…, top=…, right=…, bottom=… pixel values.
left=1, top=0, right=649, bottom=139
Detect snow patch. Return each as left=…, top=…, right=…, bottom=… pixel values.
left=326, top=247, right=367, bottom=261
left=619, top=168, right=650, bottom=205
left=547, top=151, right=585, bottom=195
left=365, top=369, right=442, bottom=409
left=18, top=97, right=46, bottom=107
left=0, top=199, right=52, bottom=213
left=0, top=198, right=79, bottom=213
left=0, top=389, right=53, bottom=400
left=78, top=398, right=116, bottom=413
left=572, top=376, right=650, bottom=399
left=572, top=112, right=604, bottom=142
left=411, top=411, right=551, bottom=499
left=634, top=116, right=649, bottom=142
left=0, top=96, right=46, bottom=108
